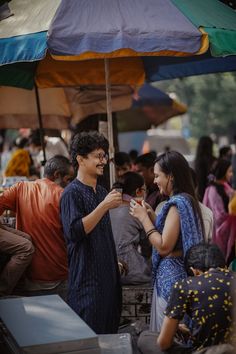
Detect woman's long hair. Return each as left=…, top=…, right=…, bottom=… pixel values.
left=195, top=136, right=215, bottom=201
left=155, top=151, right=205, bottom=237
left=210, top=159, right=231, bottom=212
left=184, top=243, right=225, bottom=275
left=195, top=136, right=213, bottom=161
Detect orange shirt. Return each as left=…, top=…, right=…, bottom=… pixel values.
left=0, top=178, right=68, bottom=282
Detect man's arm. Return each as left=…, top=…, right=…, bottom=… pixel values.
left=157, top=316, right=179, bottom=350
left=60, top=189, right=122, bottom=241
left=82, top=190, right=122, bottom=234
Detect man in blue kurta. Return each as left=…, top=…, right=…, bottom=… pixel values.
left=60, top=131, right=122, bottom=334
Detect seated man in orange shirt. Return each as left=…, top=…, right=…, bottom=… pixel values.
left=0, top=155, right=74, bottom=299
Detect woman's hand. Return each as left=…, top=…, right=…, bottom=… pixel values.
left=129, top=199, right=148, bottom=224
left=144, top=202, right=157, bottom=222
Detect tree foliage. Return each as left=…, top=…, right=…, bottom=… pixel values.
left=157, top=72, right=236, bottom=140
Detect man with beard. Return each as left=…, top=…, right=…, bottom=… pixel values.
left=60, top=131, right=122, bottom=334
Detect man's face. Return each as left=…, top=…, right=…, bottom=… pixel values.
left=136, top=163, right=154, bottom=187
left=115, top=162, right=131, bottom=178
left=78, top=148, right=108, bottom=177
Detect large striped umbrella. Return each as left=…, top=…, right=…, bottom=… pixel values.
left=1, top=0, right=236, bottom=182
left=46, top=0, right=236, bottom=183
left=1, top=0, right=235, bottom=86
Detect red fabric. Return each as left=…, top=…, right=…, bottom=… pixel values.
left=0, top=179, right=68, bottom=281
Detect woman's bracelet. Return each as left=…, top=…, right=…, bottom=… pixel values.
left=146, top=228, right=156, bottom=239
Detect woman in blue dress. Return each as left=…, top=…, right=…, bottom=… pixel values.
left=130, top=151, right=204, bottom=331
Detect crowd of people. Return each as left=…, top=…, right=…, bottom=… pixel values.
left=0, top=130, right=236, bottom=353
left=195, top=136, right=236, bottom=265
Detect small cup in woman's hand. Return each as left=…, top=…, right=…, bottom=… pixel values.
left=130, top=199, right=137, bottom=207
left=115, top=188, right=123, bottom=194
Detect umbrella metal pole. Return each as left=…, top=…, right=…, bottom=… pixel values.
left=34, top=85, right=46, bottom=165
left=104, top=58, right=115, bottom=188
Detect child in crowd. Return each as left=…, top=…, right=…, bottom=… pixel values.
left=110, top=172, right=151, bottom=285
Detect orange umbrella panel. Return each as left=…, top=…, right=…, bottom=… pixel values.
left=36, top=55, right=145, bottom=88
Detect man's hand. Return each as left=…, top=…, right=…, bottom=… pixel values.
left=178, top=323, right=190, bottom=335
left=82, top=190, right=122, bottom=234
left=175, top=323, right=191, bottom=343
left=103, top=190, right=122, bottom=210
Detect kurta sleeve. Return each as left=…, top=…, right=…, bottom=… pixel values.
left=0, top=183, right=18, bottom=214
left=60, top=189, right=86, bottom=244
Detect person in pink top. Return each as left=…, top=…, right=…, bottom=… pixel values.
left=0, top=155, right=74, bottom=297
left=203, top=159, right=236, bottom=264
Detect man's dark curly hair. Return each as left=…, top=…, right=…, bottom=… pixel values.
left=184, top=243, right=226, bottom=275
left=70, top=131, right=109, bottom=169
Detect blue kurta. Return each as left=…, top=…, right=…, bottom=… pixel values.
left=60, top=179, right=122, bottom=334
